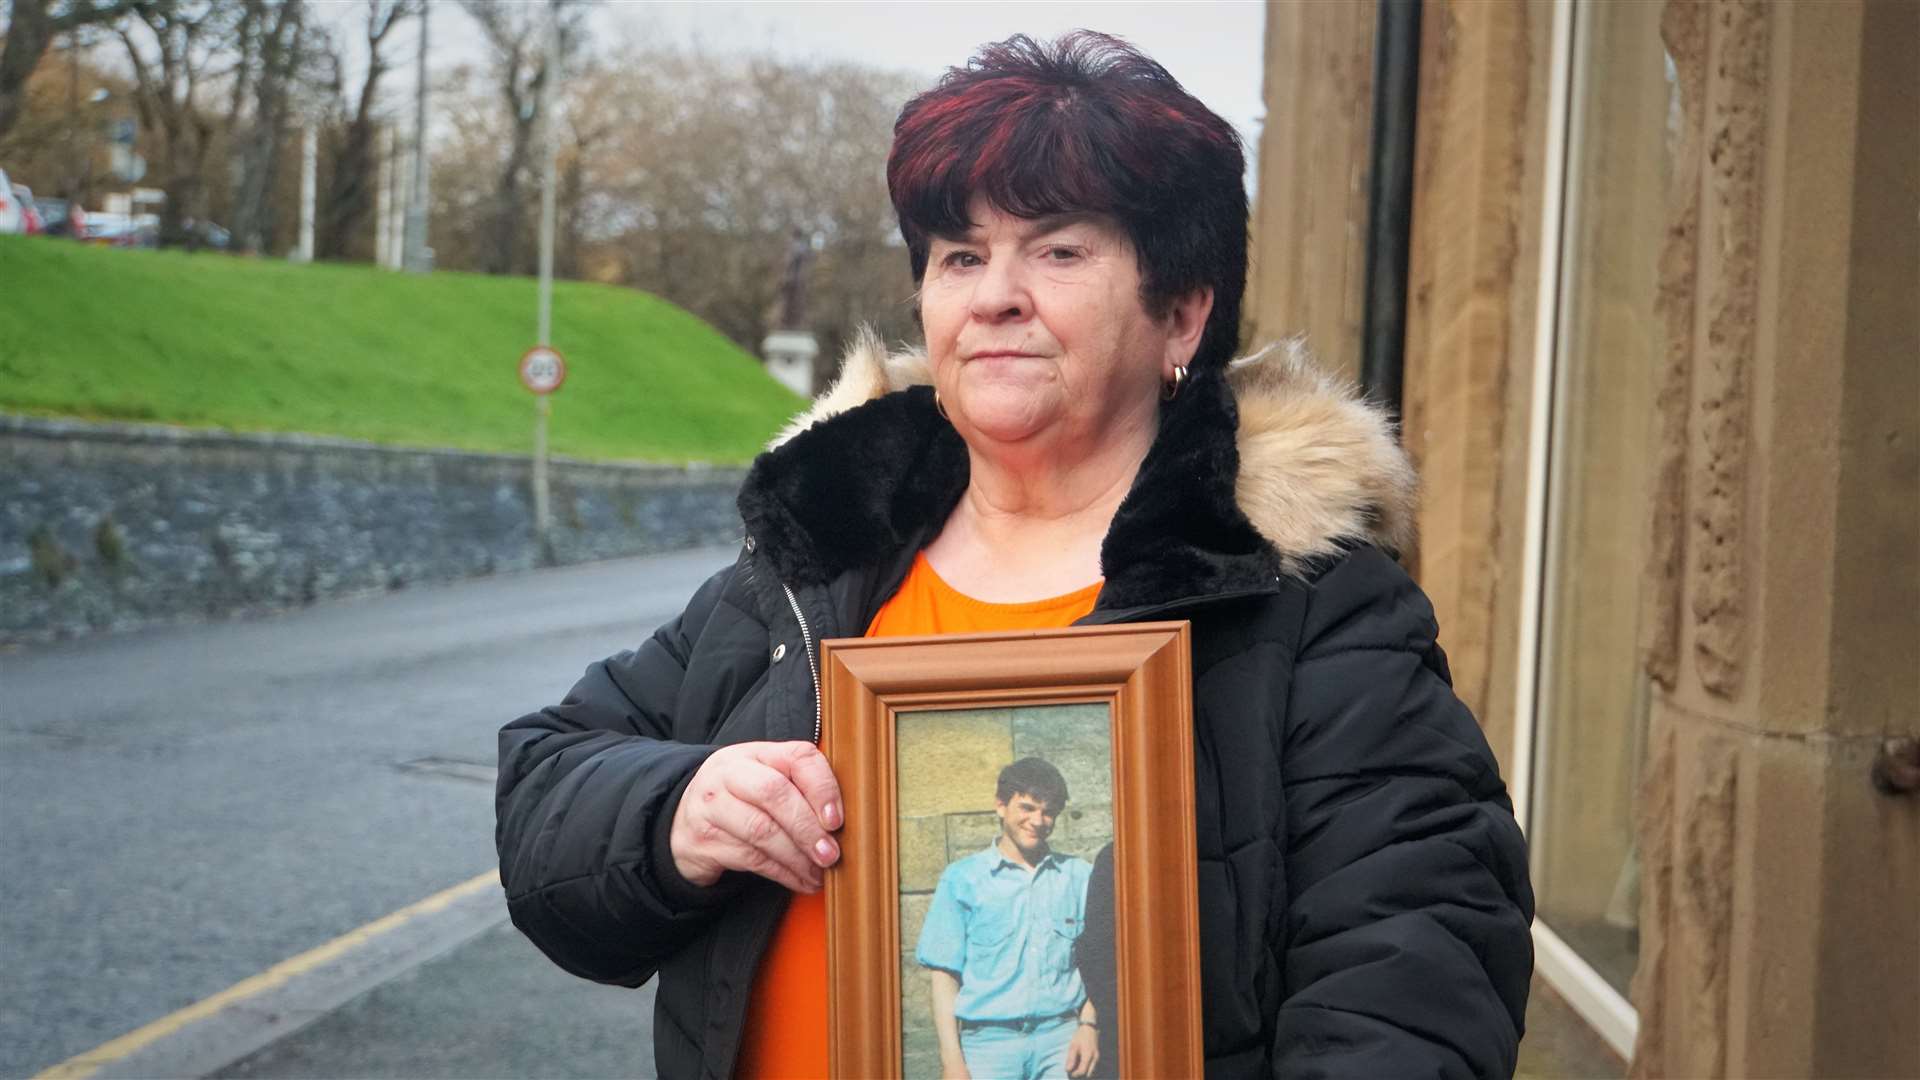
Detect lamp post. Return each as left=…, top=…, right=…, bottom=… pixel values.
left=401, top=0, right=433, bottom=273
left=530, top=1, right=561, bottom=550
left=78, top=87, right=111, bottom=209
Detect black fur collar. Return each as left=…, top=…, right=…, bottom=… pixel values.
left=735, top=366, right=1282, bottom=612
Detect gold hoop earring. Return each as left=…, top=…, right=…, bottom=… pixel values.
left=1162, top=364, right=1189, bottom=401
left=935, top=390, right=950, bottom=421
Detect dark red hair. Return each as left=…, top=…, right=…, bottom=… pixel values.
left=888, top=31, right=1248, bottom=371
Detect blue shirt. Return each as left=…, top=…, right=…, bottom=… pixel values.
left=915, top=842, right=1093, bottom=1023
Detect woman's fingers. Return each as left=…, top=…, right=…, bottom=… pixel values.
left=705, top=827, right=819, bottom=894
left=671, top=740, right=845, bottom=893
left=683, top=805, right=818, bottom=893
left=727, top=755, right=840, bottom=868
left=699, top=782, right=823, bottom=890
left=754, top=741, right=844, bottom=833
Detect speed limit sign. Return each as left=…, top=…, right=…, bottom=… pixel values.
left=519, top=346, right=567, bottom=394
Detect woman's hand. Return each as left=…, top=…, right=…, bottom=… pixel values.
left=669, top=741, right=843, bottom=893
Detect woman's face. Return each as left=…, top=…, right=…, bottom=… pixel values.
left=919, top=198, right=1208, bottom=458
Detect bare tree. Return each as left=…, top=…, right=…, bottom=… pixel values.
left=423, top=36, right=918, bottom=374
left=0, top=30, right=112, bottom=198
left=550, top=49, right=619, bottom=280
left=314, top=0, right=411, bottom=259
left=225, top=0, right=308, bottom=253
left=457, top=0, right=585, bottom=276
left=420, top=61, right=498, bottom=272
left=587, top=44, right=919, bottom=371
left=113, top=0, right=236, bottom=245
left=0, top=0, right=138, bottom=139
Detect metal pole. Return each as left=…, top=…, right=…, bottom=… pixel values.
left=536, top=5, right=559, bottom=348
left=374, top=124, right=390, bottom=268
left=532, top=393, right=551, bottom=556
left=402, top=0, right=431, bottom=273
left=295, top=126, right=316, bottom=262
left=66, top=33, right=81, bottom=198
left=1358, top=0, right=1422, bottom=422
left=531, top=1, right=561, bottom=548
left=389, top=134, right=408, bottom=269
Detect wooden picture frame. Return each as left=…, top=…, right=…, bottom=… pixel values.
left=820, top=622, right=1203, bottom=1079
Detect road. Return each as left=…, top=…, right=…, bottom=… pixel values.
left=0, top=547, right=736, bottom=1079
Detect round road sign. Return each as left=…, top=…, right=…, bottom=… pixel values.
left=519, top=346, right=567, bottom=394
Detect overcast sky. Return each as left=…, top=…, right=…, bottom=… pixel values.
left=411, top=0, right=1270, bottom=149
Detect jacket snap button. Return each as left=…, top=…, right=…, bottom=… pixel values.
left=744, top=535, right=756, bottom=553
left=772, top=643, right=786, bottom=662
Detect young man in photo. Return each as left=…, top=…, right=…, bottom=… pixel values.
left=915, top=757, right=1099, bottom=1080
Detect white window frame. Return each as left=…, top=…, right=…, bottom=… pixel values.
left=1510, top=0, right=1641, bottom=1062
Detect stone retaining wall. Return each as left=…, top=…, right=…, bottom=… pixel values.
left=0, top=416, right=747, bottom=644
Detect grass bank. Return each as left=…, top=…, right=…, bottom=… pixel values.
left=0, top=237, right=804, bottom=463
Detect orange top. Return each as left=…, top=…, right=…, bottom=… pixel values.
left=734, top=552, right=1101, bottom=1079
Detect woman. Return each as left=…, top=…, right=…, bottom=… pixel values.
left=497, top=32, right=1533, bottom=1080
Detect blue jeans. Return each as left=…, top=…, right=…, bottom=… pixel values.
left=958, top=1014, right=1078, bottom=1079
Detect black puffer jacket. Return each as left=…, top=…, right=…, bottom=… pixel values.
left=496, top=339, right=1534, bottom=1079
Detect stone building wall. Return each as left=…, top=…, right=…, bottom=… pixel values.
left=894, top=704, right=1113, bottom=1079
left=0, top=416, right=746, bottom=644
left=1365, top=0, right=1918, bottom=1075
left=1396, top=0, right=1555, bottom=766
left=1625, top=2, right=1919, bottom=1075
left=1246, top=0, right=1377, bottom=378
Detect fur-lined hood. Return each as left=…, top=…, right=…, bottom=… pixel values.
left=739, top=329, right=1415, bottom=611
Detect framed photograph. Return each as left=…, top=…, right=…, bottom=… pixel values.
left=820, top=623, right=1203, bottom=1079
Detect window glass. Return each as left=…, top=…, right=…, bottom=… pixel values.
left=1529, top=0, right=1675, bottom=997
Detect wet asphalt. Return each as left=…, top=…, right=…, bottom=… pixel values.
left=1, top=547, right=732, bottom=1078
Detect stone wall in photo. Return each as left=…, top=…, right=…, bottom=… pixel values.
left=894, top=703, right=1113, bottom=1079
left=0, top=416, right=747, bottom=644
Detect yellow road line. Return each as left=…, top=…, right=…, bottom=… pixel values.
left=35, top=869, right=502, bottom=1080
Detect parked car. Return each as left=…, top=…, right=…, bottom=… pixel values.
left=80, top=210, right=159, bottom=247
left=0, top=168, right=22, bottom=234
left=81, top=209, right=129, bottom=244
left=13, top=185, right=45, bottom=235
left=35, top=196, right=84, bottom=238
left=182, top=217, right=230, bottom=250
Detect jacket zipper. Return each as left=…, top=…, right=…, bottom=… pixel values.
left=779, top=581, right=824, bottom=745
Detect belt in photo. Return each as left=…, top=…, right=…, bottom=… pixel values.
left=958, top=1010, right=1079, bottom=1034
